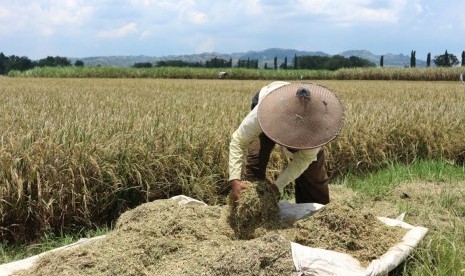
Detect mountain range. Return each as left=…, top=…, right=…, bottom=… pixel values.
left=70, top=48, right=426, bottom=68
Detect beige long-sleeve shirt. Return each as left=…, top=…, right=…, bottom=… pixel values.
left=228, top=81, right=320, bottom=193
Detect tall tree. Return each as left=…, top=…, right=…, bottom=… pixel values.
left=426, top=53, right=431, bottom=67
left=410, top=50, right=416, bottom=67
left=434, top=50, right=459, bottom=67
left=273, top=56, right=277, bottom=70
left=6, top=55, right=33, bottom=72
left=380, top=55, right=384, bottom=67
left=294, top=54, right=298, bottom=69
left=0, top=52, right=7, bottom=75
left=462, top=51, right=465, bottom=67
left=281, top=57, right=288, bottom=69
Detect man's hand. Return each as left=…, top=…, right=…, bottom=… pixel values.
left=230, top=179, right=248, bottom=201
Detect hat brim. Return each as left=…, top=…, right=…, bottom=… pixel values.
left=257, top=83, right=344, bottom=149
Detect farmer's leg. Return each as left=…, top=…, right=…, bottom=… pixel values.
left=294, top=149, right=330, bottom=204
left=243, top=133, right=275, bottom=181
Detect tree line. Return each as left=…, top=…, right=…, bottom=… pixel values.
left=0, top=53, right=84, bottom=75
left=136, top=57, right=257, bottom=69
left=380, top=50, right=465, bottom=68
left=2, top=50, right=465, bottom=75
left=134, top=55, right=375, bottom=70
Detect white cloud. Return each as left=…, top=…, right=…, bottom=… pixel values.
left=0, top=7, right=10, bottom=19
left=189, top=11, right=207, bottom=24
left=246, top=0, right=263, bottom=15
left=49, top=5, right=94, bottom=25
left=296, top=0, right=407, bottom=25
left=98, top=23, right=138, bottom=39
left=0, top=0, right=462, bottom=59
left=0, top=1, right=95, bottom=36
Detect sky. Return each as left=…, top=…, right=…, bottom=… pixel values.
left=0, top=0, right=464, bottom=60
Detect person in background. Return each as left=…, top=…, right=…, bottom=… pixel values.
left=228, top=81, right=344, bottom=204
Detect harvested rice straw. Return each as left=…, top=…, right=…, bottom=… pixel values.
left=227, top=180, right=280, bottom=239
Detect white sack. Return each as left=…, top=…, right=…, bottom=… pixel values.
left=285, top=204, right=429, bottom=276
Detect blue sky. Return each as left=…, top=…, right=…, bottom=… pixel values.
left=0, top=0, right=464, bottom=60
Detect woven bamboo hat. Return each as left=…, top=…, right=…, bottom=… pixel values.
left=257, top=83, right=344, bottom=149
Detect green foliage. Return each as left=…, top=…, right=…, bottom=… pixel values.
left=462, top=51, right=465, bottom=67
left=74, top=60, right=84, bottom=67
left=434, top=50, right=459, bottom=67
left=280, top=57, right=288, bottom=69
left=427, top=53, right=431, bottom=67
left=133, top=62, right=152, bottom=68
left=8, top=66, right=465, bottom=81
left=237, top=58, right=258, bottom=69
left=0, top=53, right=34, bottom=74
left=0, top=52, right=6, bottom=75
left=380, top=55, right=384, bottom=67
left=205, top=56, right=232, bottom=68
left=410, top=50, right=416, bottom=68
left=38, top=56, right=71, bottom=67
left=295, top=55, right=375, bottom=70
left=1, top=226, right=109, bottom=264
left=156, top=60, right=203, bottom=67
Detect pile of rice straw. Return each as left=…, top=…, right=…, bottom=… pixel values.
left=17, top=183, right=406, bottom=275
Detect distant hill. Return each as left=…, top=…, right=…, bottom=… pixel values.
left=339, top=50, right=426, bottom=67
left=70, top=48, right=425, bottom=68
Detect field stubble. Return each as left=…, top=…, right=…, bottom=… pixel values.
left=0, top=78, right=464, bottom=243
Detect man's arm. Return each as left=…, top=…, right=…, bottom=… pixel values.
left=228, top=107, right=262, bottom=182
left=274, top=148, right=320, bottom=193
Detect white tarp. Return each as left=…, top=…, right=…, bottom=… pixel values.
left=0, top=196, right=428, bottom=276
left=280, top=202, right=429, bottom=276
left=0, top=236, right=106, bottom=276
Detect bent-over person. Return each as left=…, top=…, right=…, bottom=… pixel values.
left=228, top=81, right=344, bottom=204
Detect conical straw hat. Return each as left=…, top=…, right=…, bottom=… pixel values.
left=257, top=83, right=344, bottom=149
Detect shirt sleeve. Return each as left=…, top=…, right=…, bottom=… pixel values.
left=229, top=81, right=289, bottom=181
left=228, top=81, right=290, bottom=181
left=228, top=107, right=262, bottom=181
left=274, top=147, right=320, bottom=193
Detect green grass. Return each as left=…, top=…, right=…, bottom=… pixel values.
left=8, top=66, right=465, bottom=81
left=0, top=226, right=110, bottom=264
left=336, top=160, right=465, bottom=197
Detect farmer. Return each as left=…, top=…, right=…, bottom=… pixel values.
left=229, top=81, right=344, bottom=204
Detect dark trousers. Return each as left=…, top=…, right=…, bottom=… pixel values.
left=242, top=133, right=330, bottom=204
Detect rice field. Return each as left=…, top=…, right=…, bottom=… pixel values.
left=0, top=77, right=465, bottom=246
left=8, top=66, right=465, bottom=81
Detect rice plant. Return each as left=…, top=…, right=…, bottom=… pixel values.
left=8, top=66, right=465, bottom=81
